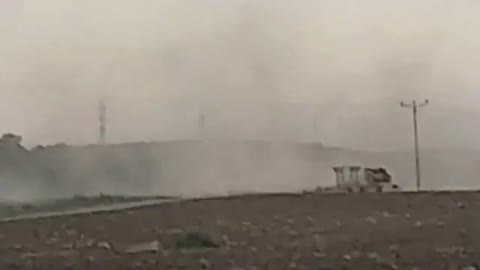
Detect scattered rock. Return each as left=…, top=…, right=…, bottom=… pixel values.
left=199, top=257, right=210, bottom=269
left=11, top=244, right=24, bottom=251
left=21, top=251, right=48, bottom=259
left=378, top=262, right=398, bottom=270
left=123, top=240, right=161, bottom=254
left=288, top=230, right=299, bottom=237
left=458, top=229, right=468, bottom=238
left=462, top=265, right=478, bottom=270
left=166, top=228, right=184, bottom=235
left=261, top=226, right=272, bottom=233
left=367, top=252, right=379, bottom=260
left=53, top=250, right=79, bottom=258
left=436, top=220, right=446, bottom=227
left=97, top=241, right=112, bottom=250
left=306, top=216, right=315, bottom=224
left=381, top=211, right=392, bottom=218
left=365, top=216, right=377, bottom=224
left=86, top=256, right=95, bottom=265
left=314, top=234, right=327, bottom=250
left=389, top=245, right=399, bottom=253
left=61, top=243, right=74, bottom=250
left=351, top=250, right=362, bottom=258
left=435, top=246, right=467, bottom=257
left=241, top=221, right=253, bottom=227
left=65, top=229, right=77, bottom=237
left=313, top=250, right=326, bottom=258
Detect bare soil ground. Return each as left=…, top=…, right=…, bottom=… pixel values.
left=0, top=191, right=479, bottom=269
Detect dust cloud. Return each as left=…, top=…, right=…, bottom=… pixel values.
left=0, top=0, right=480, bottom=200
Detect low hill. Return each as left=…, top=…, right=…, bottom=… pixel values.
left=0, top=134, right=479, bottom=201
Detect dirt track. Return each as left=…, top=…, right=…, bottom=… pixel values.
left=0, top=192, right=479, bottom=269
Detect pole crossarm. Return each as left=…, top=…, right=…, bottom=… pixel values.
left=400, top=99, right=429, bottom=108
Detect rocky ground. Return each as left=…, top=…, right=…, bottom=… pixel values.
left=0, top=191, right=479, bottom=269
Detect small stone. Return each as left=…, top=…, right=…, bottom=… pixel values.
left=21, top=252, right=48, bottom=259
left=351, top=250, right=362, bottom=258
left=306, top=216, right=315, bottom=224
left=86, top=256, right=95, bottom=263
left=436, top=220, right=445, bottom=227
left=462, top=263, right=479, bottom=270
left=167, top=228, right=183, bottom=235
left=242, top=221, right=253, bottom=227
left=85, top=238, right=96, bottom=247
left=365, top=217, right=377, bottom=224
left=389, top=245, right=399, bottom=253
left=381, top=211, right=392, bottom=217
left=54, top=250, right=78, bottom=258
left=313, top=250, right=326, bottom=257
left=65, top=229, right=77, bottom=237
left=124, top=241, right=161, bottom=254
left=314, top=235, right=327, bottom=251
left=367, top=252, right=379, bottom=259
left=288, top=230, right=299, bottom=237
left=200, top=258, right=210, bottom=269
left=387, top=263, right=399, bottom=270
left=62, top=243, right=74, bottom=250
left=12, top=244, right=23, bottom=251
left=97, top=241, right=112, bottom=250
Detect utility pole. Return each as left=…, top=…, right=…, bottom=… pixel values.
left=400, top=99, right=429, bottom=191
left=98, top=99, right=107, bottom=144
left=198, top=108, right=206, bottom=140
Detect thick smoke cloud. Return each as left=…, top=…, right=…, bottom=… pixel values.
left=0, top=0, right=480, bottom=150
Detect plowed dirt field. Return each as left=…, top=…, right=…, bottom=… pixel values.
left=0, top=192, right=479, bottom=269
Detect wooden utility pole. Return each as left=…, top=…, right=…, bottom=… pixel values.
left=400, top=99, right=429, bottom=191
left=99, top=99, right=107, bottom=144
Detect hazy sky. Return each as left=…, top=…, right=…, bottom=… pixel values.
left=0, top=0, right=479, bottom=150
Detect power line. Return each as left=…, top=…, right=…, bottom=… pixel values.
left=400, top=99, right=429, bottom=191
